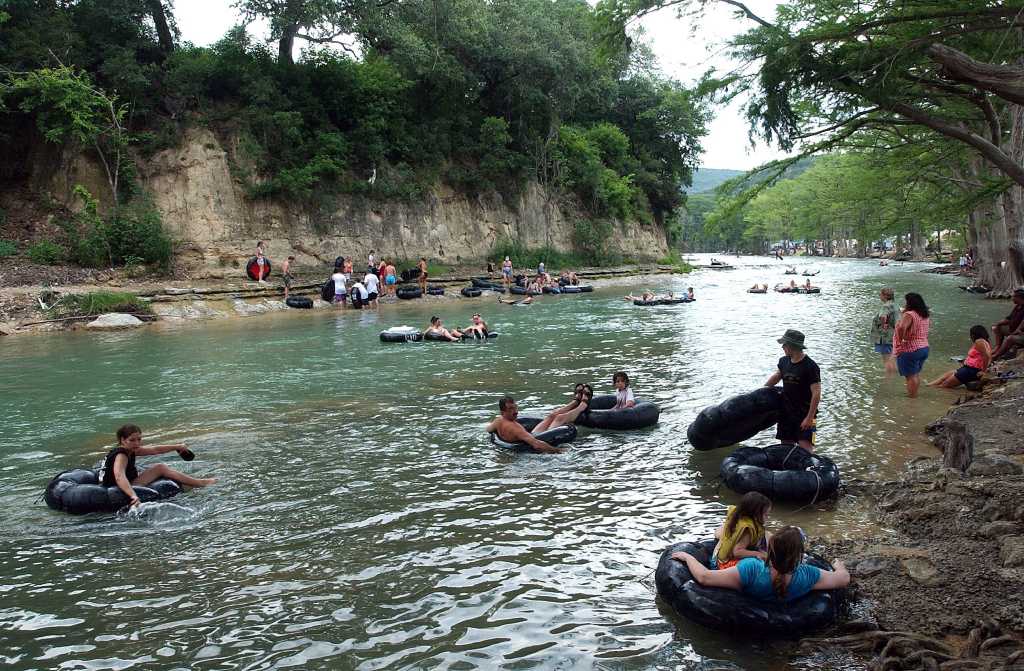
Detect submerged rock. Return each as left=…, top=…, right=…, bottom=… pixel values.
left=1000, top=536, right=1024, bottom=568
left=86, top=313, right=143, bottom=329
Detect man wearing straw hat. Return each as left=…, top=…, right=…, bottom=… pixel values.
left=764, top=329, right=821, bottom=453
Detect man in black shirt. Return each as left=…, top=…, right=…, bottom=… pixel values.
left=764, top=329, right=821, bottom=453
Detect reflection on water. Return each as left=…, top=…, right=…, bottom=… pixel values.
left=0, top=256, right=1007, bottom=669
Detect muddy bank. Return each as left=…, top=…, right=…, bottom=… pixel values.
left=0, top=263, right=680, bottom=336
left=806, top=353, right=1024, bottom=669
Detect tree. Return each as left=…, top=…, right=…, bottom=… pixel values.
left=235, top=0, right=363, bottom=65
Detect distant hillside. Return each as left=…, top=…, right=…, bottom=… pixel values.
left=686, top=168, right=745, bottom=193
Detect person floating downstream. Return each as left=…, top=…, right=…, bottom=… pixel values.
left=425, top=316, right=463, bottom=341
left=612, top=371, right=636, bottom=409
left=928, top=325, right=992, bottom=389
left=671, top=526, right=849, bottom=601
left=485, top=391, right=590, bottom=454
left=764, top=329, right=820, bottom=453
left=871, top=288, right=899, bottom=375
left=463, top=313, right=488, bottom=338
left=893, top=292, right=931, bottom=398
left=103, top=425, right=215, bottom=509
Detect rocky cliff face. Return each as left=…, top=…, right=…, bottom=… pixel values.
left=44, top=127, right=669, bottom=273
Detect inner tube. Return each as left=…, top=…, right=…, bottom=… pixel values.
left=657, top=298, right=687, bottom=305
left=783, top=270, right=798, bottom=275
left=802, top=271, right=820, bottom=276
left=633, top=299, right=658, bottom=306
left=721, top=444, right=840, bottom=503
left=427, top=286, right=445, bottom=296
left=400, top=268, right=421, bottom=283
left=285, top=296, right=313, bottom=309
left=379, top=326, right=423, bottom=343
left=321, top=279, right=335, bottom=302
left=424, top=331, right=499, bottom=341
left=541, top=286, right=562, bottom=294
left=561, top=286, right=582, bottom=294
left=687, top=387, right=783, bottom=451
left=774, top=285, right=798, bottom=293
left=246, top=257, right=271, bottom=280
left=488, top=417, right=577, bottom=453
left=397, top=287, right=422, bottom=300
left=747, top=289, right=767, bottom=294
left=471, top=277, right=504, bottom=290
left=44, top=468, right=181, bottom=515
left=578, top=285, right=594, bottom=292
left=655, top=539, right=843, bottom=636
left=576, top=395, right=660, bottom=430
left=798, top=288, right=821, bottom=294
left=510, top=286, right=539, bottom=296
left=461, top=287, right=482, bottom=298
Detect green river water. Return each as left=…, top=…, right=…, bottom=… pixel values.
left=0, top=256, right=1008, bottom=670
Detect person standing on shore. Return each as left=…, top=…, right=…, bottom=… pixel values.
left=384, top=259, right=397, bottom=298
left=893, top=292, right=931, bottom=398
left=281, top=255, right=295, bottom=299
left=363, top=268, right=380, bottom=308
left=871, top=288, right=899, bottom=374
left=417, top=257, right=428, bottom=293
left=331, top=266, right=348, bottom=308
left=502, top=256, right=513, bottom=289
left=368, top=250, right=376, bottom=276
left=255, top=241, right=268, bottom=284
left=764, top=329, right=820, bottom=453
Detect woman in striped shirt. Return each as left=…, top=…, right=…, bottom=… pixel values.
left=893, top=292, right=931, bottom=397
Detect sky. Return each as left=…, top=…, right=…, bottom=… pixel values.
left=172, top=0, right=788, bottom=171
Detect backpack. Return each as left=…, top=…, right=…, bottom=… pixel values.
left=321, top=278, right=335, bottom=302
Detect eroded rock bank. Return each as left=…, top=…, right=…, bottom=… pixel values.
left=805, top=354, right=1024, bottom=669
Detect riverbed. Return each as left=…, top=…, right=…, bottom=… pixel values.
left=0, top=256, right=1008, bottom=670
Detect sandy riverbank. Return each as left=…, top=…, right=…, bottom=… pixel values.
left=801, top=353, right=1024, bottom=669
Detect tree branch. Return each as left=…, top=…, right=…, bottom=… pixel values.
left=928, top=43, right=1024, bottom=107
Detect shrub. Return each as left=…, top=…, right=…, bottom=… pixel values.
left=28, top=240, right=63, bottom=264
left=47, top=291, right=153, bottom=319
left=0, top=239, right=16, bottom=258
left=62, top=186, right=173, bottom=268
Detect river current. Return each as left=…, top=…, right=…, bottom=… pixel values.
left=0, top=256, right=1007, bottom=670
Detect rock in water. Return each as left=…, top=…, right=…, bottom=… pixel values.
left=86, top=313, right=144, bottom=329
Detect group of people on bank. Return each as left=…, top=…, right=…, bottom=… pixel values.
left=871, top=286, right=1024, bottom=397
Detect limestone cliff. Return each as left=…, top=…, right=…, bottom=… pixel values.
left=41, top=127, right=669, bottom=273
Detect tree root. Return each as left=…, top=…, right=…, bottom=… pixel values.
left=801, top=621, right=1022, bottom=671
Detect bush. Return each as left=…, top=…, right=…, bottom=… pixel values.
left=656, top=250, right=694, bottom=273
left=47, top=291, right=153, bottom=319
left=62, top=186, right=173, bottom=268
left=28, top=240, right=63, bottom=264
left=0, top=239, right=17, bottom=258
left=489, top=238, right=590, bottom=271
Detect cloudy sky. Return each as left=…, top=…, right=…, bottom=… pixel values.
left=172, top=0, right=787, bottom=170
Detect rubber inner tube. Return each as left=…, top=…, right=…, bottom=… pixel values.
left=748, top=289, right=767, bottom=294
left=44, top=468, right=181, bottom=515
left=655, top=539, right=843, bottom=636
left=576, top=395, right=660, bottom=430
left=427, top=287, right=445, bottom=295
left=471, top=277, right=504, bottom=290
left=578, top=285, right=594, bottom=292
left=320, top=279, right=335, bottom=302
left=774, top=285, right=797, bottom=293
left=461, top=287, right=482, bottom=298
left=720, top=444, right=840, bottom=503
left=657, top=298, right=687, bottom=305
left=799, top=288, right=821, bottom=294
left=397, top=287, right=422, bottom=300
left=633, top=299, right=658, bottom=306
left=541, top=286, right=562, bottom=294
left=687, top=387, right=783, bottom=451
left=379, top=326, right=423, bottom=343
left=400, top=268, right=421, bottom=283
left=488, top=417, right=576, bottom=453
left=285, top=296, right=313, bottom=309
left=560, top=286, right=582, bottom=294
left=246, top=257, right=272, bottom=280
left=510, top=286, right=539, bottom=296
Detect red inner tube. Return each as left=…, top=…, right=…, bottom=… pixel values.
left=246, top=257, right=272, bottom=280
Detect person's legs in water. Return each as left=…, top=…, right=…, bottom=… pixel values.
left=134, top=463, right=216, bottom=488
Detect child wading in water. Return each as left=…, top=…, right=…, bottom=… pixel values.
left=711, top=492, right=772, bottom=568
left=102, top=425, right=216, bottom=509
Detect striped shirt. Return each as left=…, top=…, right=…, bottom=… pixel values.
left=894, top=311, right=930, bottom=355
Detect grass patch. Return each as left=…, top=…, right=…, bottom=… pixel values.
left=656, top=250, right=694, bottom=273
left=0, top=239, right=17, bottom=258
left=489, top=238, right=597, bottom=271
left=47, top=291, right=153, bottom=319
left=394, top=259, right=452, bottom=277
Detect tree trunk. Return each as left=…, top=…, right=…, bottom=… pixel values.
left=147, top=0, right=175, bottom=56
left=911, top=218, right=925, bottom=258
left=928, top=44, right=1024, bottom=107
left=1004, top=102, right=1024, bottom=292
left=279, top=23, right=298, bottom=65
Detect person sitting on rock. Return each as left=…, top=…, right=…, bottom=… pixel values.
left=990, top=287, right=1024, bottom=360
left=672, top=526, right=849, bottom=601
left=928, top=325, right=992, bottom=389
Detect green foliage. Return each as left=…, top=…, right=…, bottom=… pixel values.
left=61, top=186, right=172, bottom=268
left=47, top=291, right=152, bottom=319
left=655, top=250, right=693, bottom=273
left=0, top=239, right=16, bottom=258
left=490, top=238, right=596, bottom=271
left=27, top=240, right=63, bottom=265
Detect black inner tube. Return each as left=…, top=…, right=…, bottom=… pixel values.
left=655, top=539, right=844, bottom=636
left=687, top=387, right=783, bottom=451
left=575, top=395, right=660, bottom=430
left=489, top=417, right=576, bottom=452
left=720, top=444, right=840, bottom=503
left=44, top=468, right=182, bottom=515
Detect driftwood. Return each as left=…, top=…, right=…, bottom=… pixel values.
left=942, top=420, right=974, bottom=472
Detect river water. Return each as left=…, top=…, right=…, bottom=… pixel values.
left=0, top=257, right=1007, bottom=670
